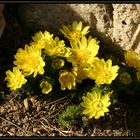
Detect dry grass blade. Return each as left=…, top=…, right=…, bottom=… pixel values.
left=40, top=121, right=53, bottom=135
left=33, top=111, right=47, bottom=119
left=39, top=118, right=50, bottom=127
left=49, top=124, right=66, bottom=136
left=62, top=130, right=83, bottom=136
left=47, top=99, right=70, bottom=119
left=45, top=95, right=69, bottom=106
left=40, top=121, right=51, bottom=135
left=1, top=90, right=19, bottom=100
left=7, top=131, right=15, bottom=136
left=39, top=120, right=66, bottom=136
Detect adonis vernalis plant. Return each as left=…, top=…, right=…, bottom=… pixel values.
left=4, top=21, right=140, bottom=123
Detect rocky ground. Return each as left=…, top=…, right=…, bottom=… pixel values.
left=0, top=4, right=140, bottom=137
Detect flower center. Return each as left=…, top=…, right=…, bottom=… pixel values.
left=71, top=31, right=81, bottom=39
left=74, top=50, right=89, bottom=64
left=93, top=101, right=103, bottom=110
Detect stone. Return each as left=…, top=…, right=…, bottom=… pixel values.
left=0, top=4, right=5, bottom=38
left=18, top=4, right=140, bottom=53
left=18, top=4, right=84, bottom=34
left=112, top=4, right=140, bottom=52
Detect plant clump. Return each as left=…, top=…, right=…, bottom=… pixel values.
left=4, top=21, right=140, bottom=127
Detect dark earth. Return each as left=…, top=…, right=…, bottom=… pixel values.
left=0, top=4, right=140, bottom=137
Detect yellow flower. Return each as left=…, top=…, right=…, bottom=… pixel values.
left=119, top=72, right=132, bottom=84
left=67, top=36, right=100, bottom=67
left=5, top=67, right=27, bottom=91
left=72, top=66, right=89, bottom=83
left=52, top=58, right=65, bottom=69
left=40, top=81, right=52, bottom=94
left=88, top=59, right=119, bottom=85
left=14, top=44, right=45, bottom=77
left=124, top=49, right=140, bottom=69
left=59, top=70, right=76, bottom=90
left=60, top=21, right=90, bottom=40
left=136, top=71, right=140, bottom=81
left=80, top=91, right=111, bottom=119
left=44, top=37, right=71, bottom=57
left=31, top=31, right=53, bottom=49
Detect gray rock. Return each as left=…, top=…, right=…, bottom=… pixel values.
left=112, top=4, right=140, bottom=52
left=0, top=4, right=5, bottom=38
left=18, top=4, right=140, bottom=52
left=18, top=4, right=84, bottom=34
